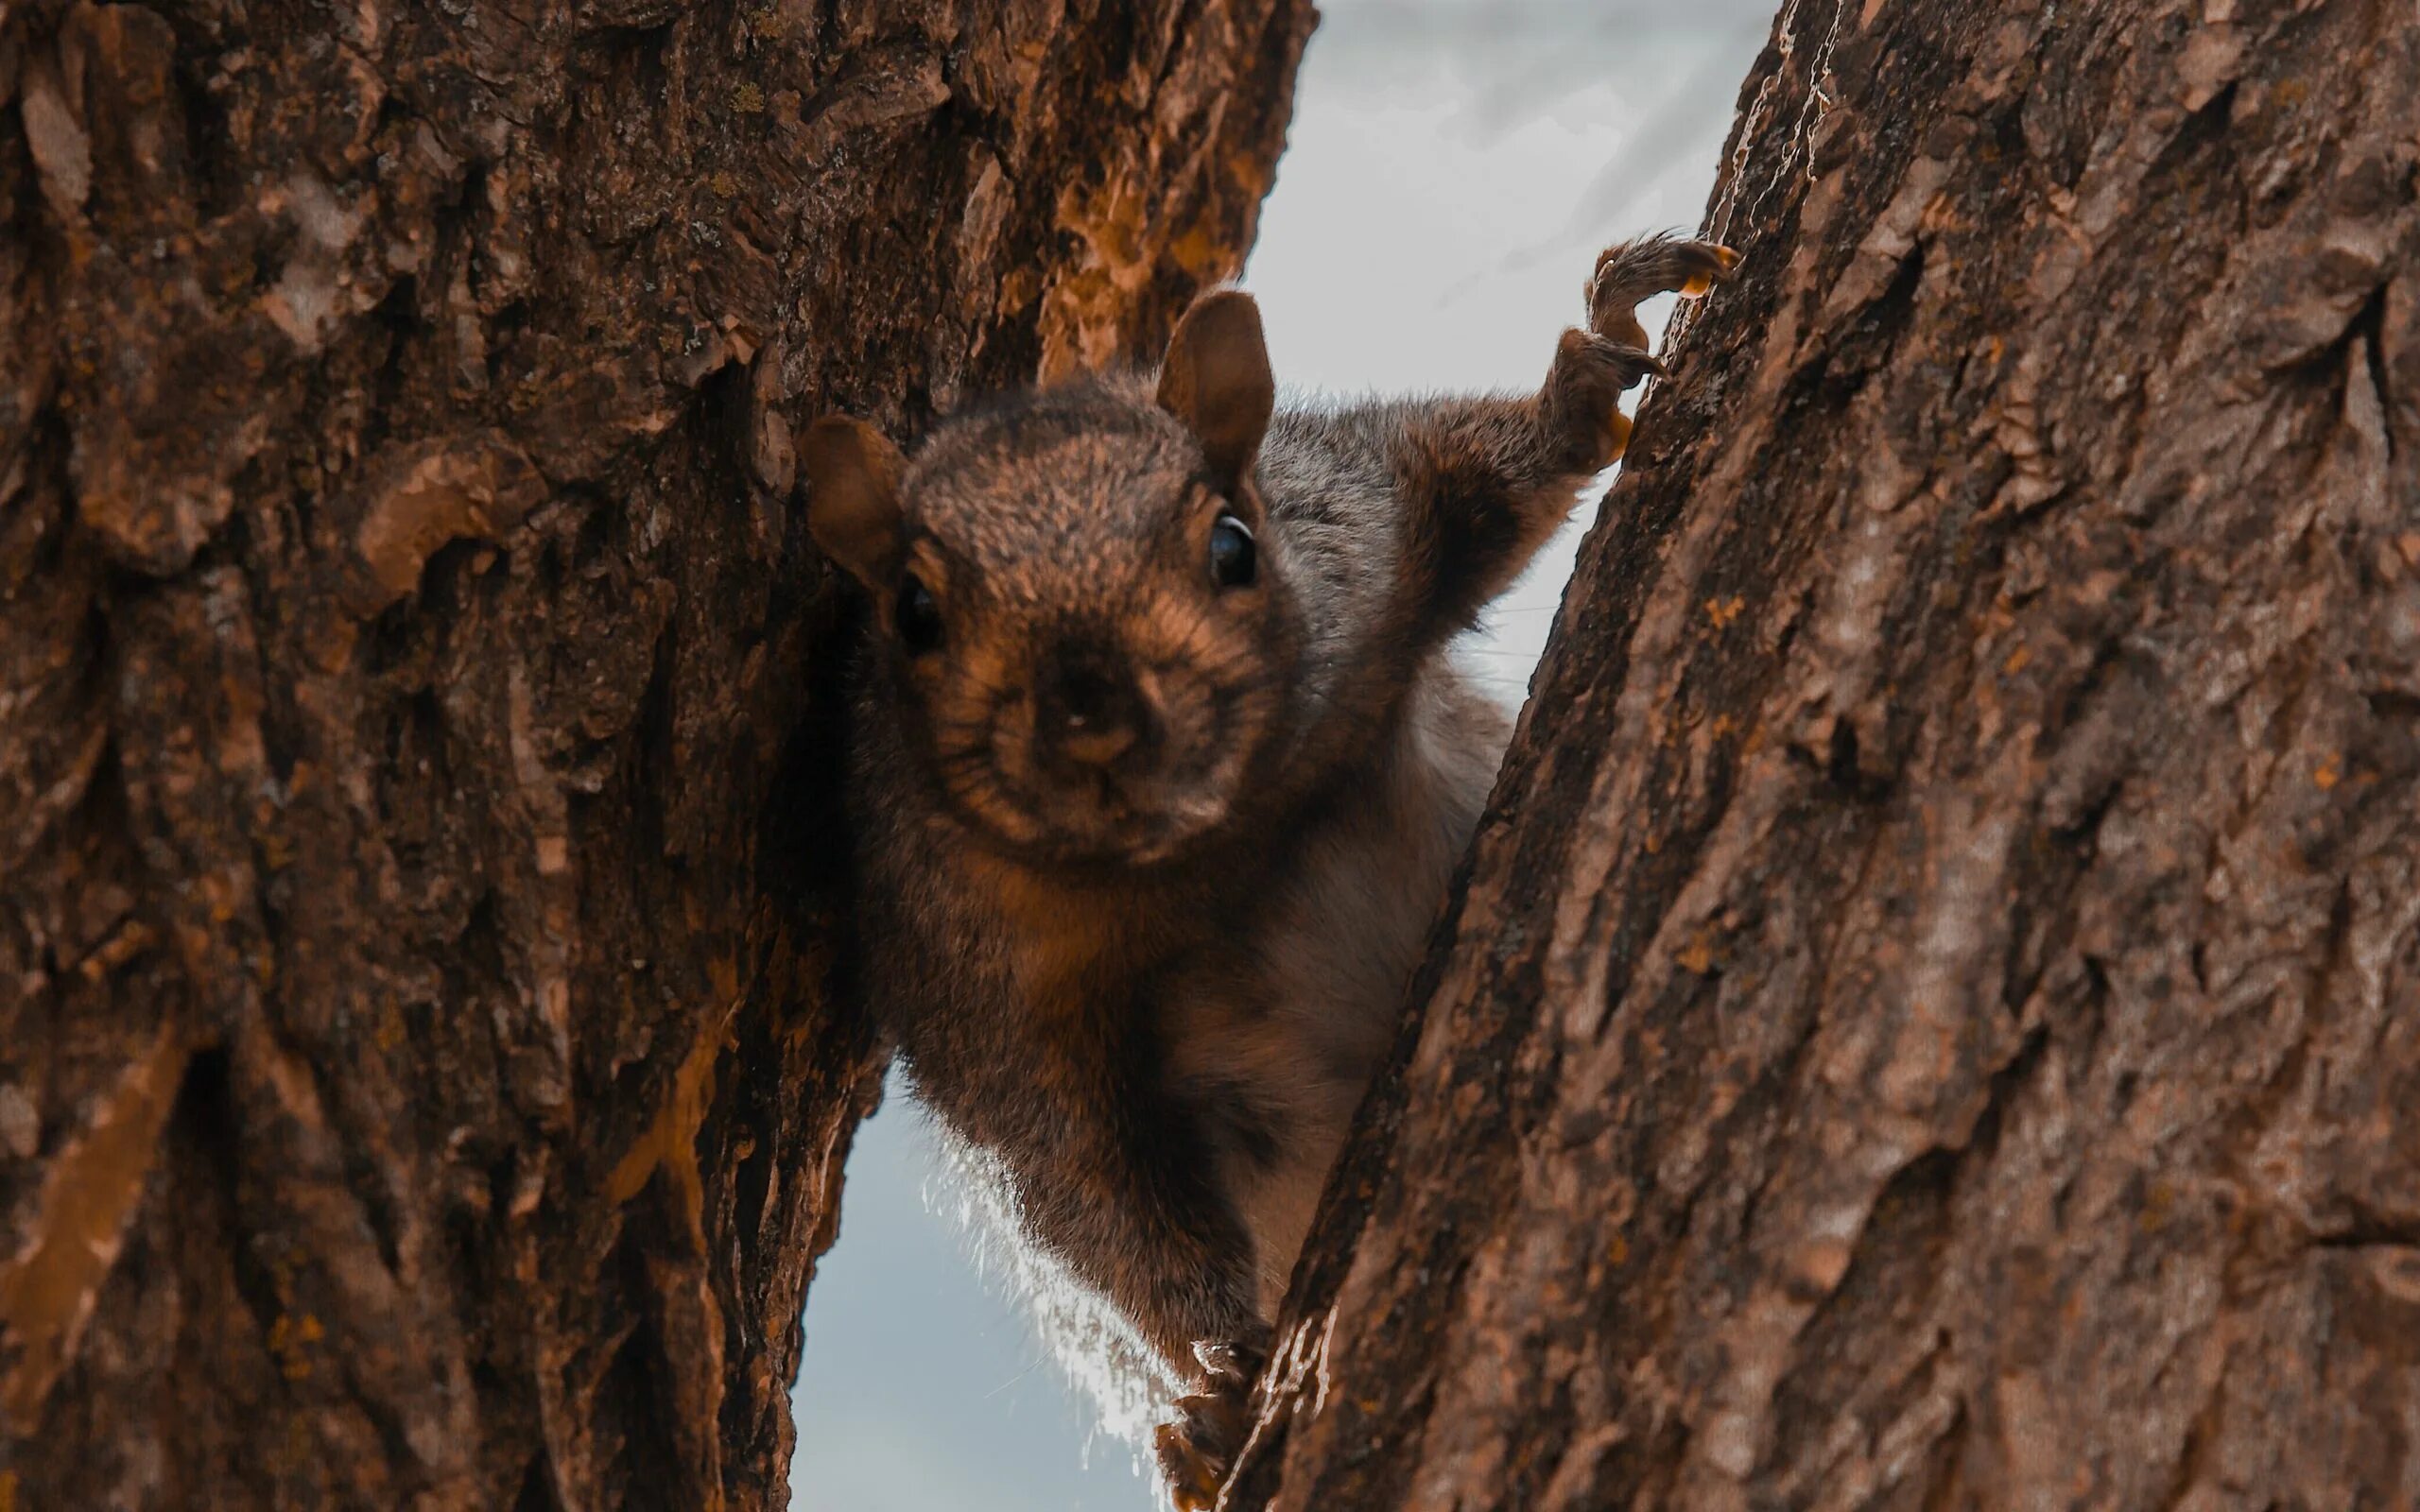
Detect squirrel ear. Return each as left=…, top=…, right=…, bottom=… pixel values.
left=803, top=416, right=908, bottom=589
left=1156, top=289, right=1273, bottom=489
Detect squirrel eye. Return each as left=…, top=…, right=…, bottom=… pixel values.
left=895, top=574, right=943, bottom=654
left=1208, top=513, right=1256, bottom=590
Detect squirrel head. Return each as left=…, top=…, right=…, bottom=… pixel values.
left=804, top=291, right=1301, bottom=868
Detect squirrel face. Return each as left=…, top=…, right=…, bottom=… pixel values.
left=806, top=292, right=1297, bottom=868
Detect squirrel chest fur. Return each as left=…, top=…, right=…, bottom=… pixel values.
left=804, top=234, right=1735, bottom=1507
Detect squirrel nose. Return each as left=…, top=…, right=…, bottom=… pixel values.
left=1037, top=650, right=1153, bottom=768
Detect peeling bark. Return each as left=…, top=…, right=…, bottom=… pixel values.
left=0, top=1, right=1309, bottom=1506
left=1236, top=0, right=2420, bottom=1506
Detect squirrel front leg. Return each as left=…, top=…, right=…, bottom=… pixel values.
left=1389, top=234, right=1737, bottom=644
left=1016, top=1120, right=1263, bottom=1509
left=980, top=1063, right=1262, bottom=1507
left=1007, top=1108, right=1261, bottom=1377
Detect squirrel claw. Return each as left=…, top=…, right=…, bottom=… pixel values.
left=1155, top=1394, right=1247, bottom=1512
left=1155, top=1418, right=1225, bottom=1512
left=1551, top=233, right=1731, bottom=463
left=1546, top=330, right=1660, bottom=469
left=1193, top=1335, right=1260, bottom=1383
left=1154, top=1328, right=1269, bottom=1510
left=1586, top=234, right=1739, bottom=337
left=1677, top=243, right=1740, bottom=298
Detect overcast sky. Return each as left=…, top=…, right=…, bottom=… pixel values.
left=789, top=5, right=1772, bottom=1507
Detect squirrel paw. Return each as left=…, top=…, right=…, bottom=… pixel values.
left=1546, top=235, right=1738, bottom=468
left=1545, top=329, right=1663, bottom=470
left=1152, top=1329, right=1270, bottom=1511
left=1585, top=233, right=1739, bottom=350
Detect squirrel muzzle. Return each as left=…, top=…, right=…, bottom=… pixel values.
left=1037, top=645, right=1163, bottom=774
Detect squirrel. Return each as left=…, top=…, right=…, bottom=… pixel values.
left=803, top=233, right=1736, bottom=1509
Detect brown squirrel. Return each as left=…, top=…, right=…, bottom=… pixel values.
left=804, top=234, right=1735, bottom=1508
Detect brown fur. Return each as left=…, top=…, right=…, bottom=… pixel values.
left=805, top=235, right=1736, bottom=1507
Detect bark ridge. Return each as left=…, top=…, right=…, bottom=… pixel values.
left=1235, top=0, right=2420, bottom=1505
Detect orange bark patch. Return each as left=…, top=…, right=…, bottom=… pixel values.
left=0, top=1023, right=189, bottom=1430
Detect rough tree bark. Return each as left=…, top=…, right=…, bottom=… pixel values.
left=0, top=2, right=1308, bottom=1507
left=1235, top=0, right=2420, bottom=1507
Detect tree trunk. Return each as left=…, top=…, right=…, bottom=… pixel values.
left=1234, top=0, right=2419, bottom=1507
left=0, top=2, right=1308, bottom=1507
